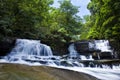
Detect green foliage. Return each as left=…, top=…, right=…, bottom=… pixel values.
left=58, top=0, right=82, bottom=40
left=80, top=15, right=91, bottom=40
left=0, top=0, right=54, bottom=39
left=86, top=0, right=120, bottom=40
left=0, top=0, right=83, bottom=54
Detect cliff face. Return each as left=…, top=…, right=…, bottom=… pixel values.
left=0, top=63, right=98, bottom=80
left=0, top=37, right=16, bottom=56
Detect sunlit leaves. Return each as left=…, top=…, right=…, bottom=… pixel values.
left=87, top=0, right=120, bottom=40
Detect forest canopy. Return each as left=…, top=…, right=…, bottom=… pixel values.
left=0, top=0, right=120, bottom=54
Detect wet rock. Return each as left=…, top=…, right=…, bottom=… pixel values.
left=109, top=40, right=120, bottom=59
left=99, top=52, right=114, bottom=59
left=75, top=41, right=90, bottom=53
left=74, top=40, right=114, bottom=59
left=74, top=40, right=99, bottom=55
left=0, top=63, right=99, bottom=80
left=92, top=52, right=114, bottom=60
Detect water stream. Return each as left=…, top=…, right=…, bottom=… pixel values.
left=0, top=39, right=120, bottom=80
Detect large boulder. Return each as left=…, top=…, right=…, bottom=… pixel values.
left=74, top=40, right=99, bottom=55
left=74, top=41, right=89, bottom=53
left=0, top=63, right=98, bottom=80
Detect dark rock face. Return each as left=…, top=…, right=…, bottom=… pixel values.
left=0, top=38, right=16, bottom=56
left=74, top=41, right=90, bottom=53
left=109, top=40, right=120, bottom=59
left=92, top=52, right=114, bottom=60
left=74, top=40, right=114, bottom=59
left=100, top=52, right=114, bottom=59
left=74, top=40, right=99, bottom=55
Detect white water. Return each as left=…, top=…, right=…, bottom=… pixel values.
left=68, top=43, right=94, bottom=60
left=68, top=43, right=79, bottom=58
left=0, top=39, right=120, bottom=80
left=5, top=39, right=54, bottom=61
left=94, top=40, right=112, bottom=52
left=56, top=66, right=120, bottom=80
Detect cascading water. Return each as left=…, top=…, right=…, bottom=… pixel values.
left=68, top=43, right=94, bottom=60
left=0, top=39, right=120, bottom=80
left=93, top=40, right=114, bottom=59
left=2, top=39, right=59, bottom=66
left=94, top=40, right=112, bottom=52
left=66, top=40, right=120, bottom=69
left=68, top=43, right=79, bottom=59
left=9, top=39, right=52, bottom=57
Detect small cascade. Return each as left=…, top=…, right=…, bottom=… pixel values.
left=68, top=43, right=79, bottom=59
left=68, top=43, right=94, bottom=60
left=93, top=40, right=114, bottom=59
left=94, top=40, right=112, bottom=52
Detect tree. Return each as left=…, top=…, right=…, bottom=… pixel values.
left=87, top=0, right=120, bottom=40
left=58, top=0, right=82, bottom=40
left=86, top=0, right=120, bottom=58
left=0, top=0, right=83, bottom=55
left=80, top=15, right=91, bottom=40
left=0, top=0, right=53, bottom=39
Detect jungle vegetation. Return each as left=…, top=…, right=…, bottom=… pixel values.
left=0, top=0, right=120, bottom=54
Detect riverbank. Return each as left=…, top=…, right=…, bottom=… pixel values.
left=0, top=63, right=98, bottom=80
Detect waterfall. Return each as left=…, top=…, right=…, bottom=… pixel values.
left=0, top=39, right=117, bottom=67
left=0, top=39, right=120, bottom=80
left=3, top=39, right=58, bottom=65
left=10, top=39, right=53, bottom=56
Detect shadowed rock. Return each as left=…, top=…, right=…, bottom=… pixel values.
left=0, top=38, right=16, bottom=56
